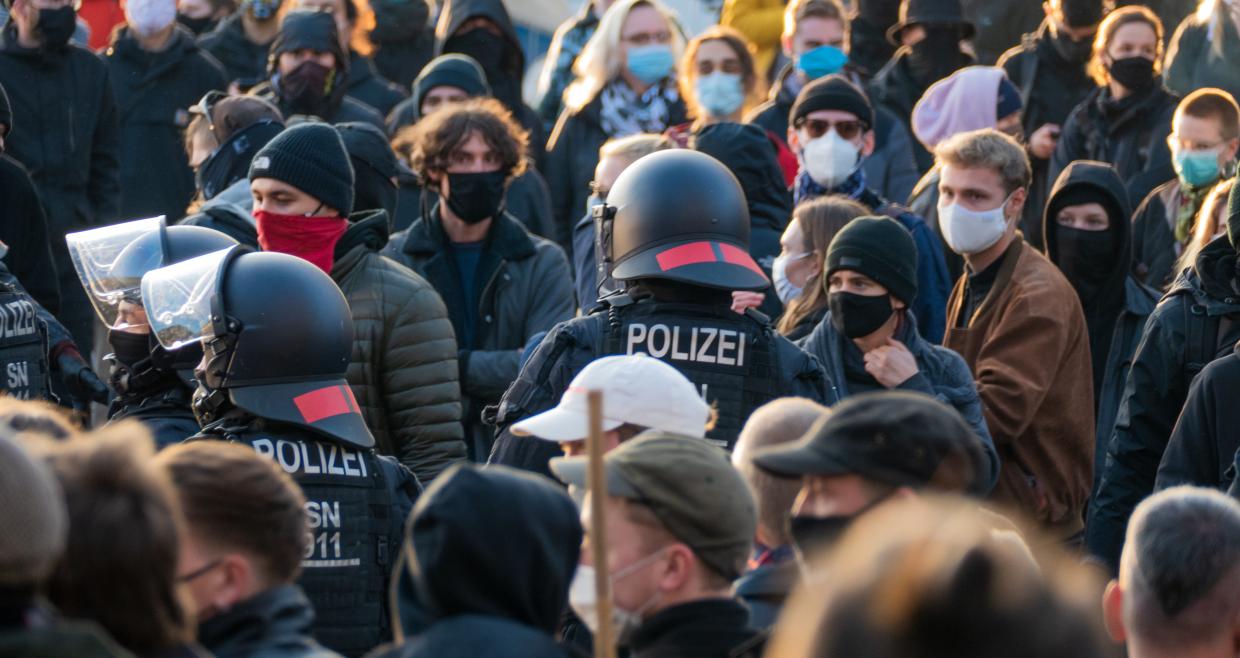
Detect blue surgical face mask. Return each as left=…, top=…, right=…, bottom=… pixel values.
left=694, top=72, right=745, bottom=118
left=626, top=44, right=675, bottom=85
left=1174, top=147, right=1223, bottom=188
left=796, top=44, right=848, bottom=80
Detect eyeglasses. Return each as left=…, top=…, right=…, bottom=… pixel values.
left=795, top=118, right=867, bottom=141
left=177, top=558, right=223, bottom=583
left=193, top=90, right=228, bottom=135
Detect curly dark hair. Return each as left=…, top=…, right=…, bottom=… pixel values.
left=405, top=97, right=529, bottom=184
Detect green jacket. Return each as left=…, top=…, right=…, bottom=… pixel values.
left=1165, top=10, right=1240, bottom=103
left=333, top=211, right=466, bottom=483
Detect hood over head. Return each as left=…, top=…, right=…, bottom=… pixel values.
left=411, top=53, right=491, bottom=120
left=1043, top=159, right=1133, bottom=297
left=689, top=122, right=792, bottom=233
left=392, top=463, right=582, bottom=638
left=434, top=0, right=524, bottom=114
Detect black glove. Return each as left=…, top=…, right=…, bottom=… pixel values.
left=56, top=351, right=109, bottom=407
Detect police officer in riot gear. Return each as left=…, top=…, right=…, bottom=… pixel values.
left=68, top=218, right=239, bottom=447
left=140, top=247, right=419, bottom=658
left=489, top=150, right=834, bottom=477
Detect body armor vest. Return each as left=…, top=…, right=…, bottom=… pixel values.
left=0, top=282, right=49, bottom=401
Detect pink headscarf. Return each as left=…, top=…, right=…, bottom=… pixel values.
left=912, top=66, right=1007, bottom=152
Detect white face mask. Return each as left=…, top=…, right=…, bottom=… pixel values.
left=772, top=251, right=810, bottom=304
left=938, top=193, right=1014, bottom=255
left=126, top=0, right=176, bottom=35
left=568, top=549, right=667, bottom=645
left=802, top=129, right=860, bottom=189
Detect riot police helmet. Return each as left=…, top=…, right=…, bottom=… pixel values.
left=140, top=248, right=371, bottom=448
left=595, top=149, right=770, bottom=292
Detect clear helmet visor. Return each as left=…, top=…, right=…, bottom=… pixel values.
left=140, top=247, right=235, bottom=350
left=66, top=216, right=166, bottom=332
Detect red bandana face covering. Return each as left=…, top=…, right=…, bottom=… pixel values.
left=254, top=210, right=348, bottom=274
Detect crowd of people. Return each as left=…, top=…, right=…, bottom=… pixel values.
left=1, top=0, right=1240, bottom=655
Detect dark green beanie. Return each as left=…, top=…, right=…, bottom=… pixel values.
left=825, top=216, right=918, bottom=304
left=250, top=122, right=355, bottom=215
left=1228, top=175, right=1240, bottom=251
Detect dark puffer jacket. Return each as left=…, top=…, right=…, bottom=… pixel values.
left=369, top=463, right=581, bottom=658
left=1086, top=237, right=1240, bottom=572
left=1156, top=341, right=1240, bottom=492
left=382, top=207, right=575, bottom=460
left=105, top=25, right=227, bottom=224
left=346, top=50, right=406, bottom=116
left=332, top=211, right=465, bottom=483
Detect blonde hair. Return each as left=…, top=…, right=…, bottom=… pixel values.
left=678, top=26, right=764, bottom=124
left=563, top=0, right=687, bottom=113
left=599, top=132, right=673, bottom=162
left=935, top=129, right=1032, bottom=194
left=1089, top=5, right=1164, bottom=86
left=1176, top=178, right=1234, bottom=275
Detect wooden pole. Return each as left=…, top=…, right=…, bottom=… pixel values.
left=587, top=389, right=618, bottom=658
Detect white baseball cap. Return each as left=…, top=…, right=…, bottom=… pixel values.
left=511, top=354, right=710, bottom=442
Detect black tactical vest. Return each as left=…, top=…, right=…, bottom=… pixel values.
left=0, top=283, right=49, bottom=401
left=599, top=300, right=784, bottom=451
left=192, top=421, right=396, bottom=658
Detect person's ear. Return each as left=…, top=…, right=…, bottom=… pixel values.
left=1007, top=187, right=1028, bottom=222
left=862, top=129, right=876, bottom=157
left=1102, top=580, right=1127, bottom=643
left=891, top=294, right=906, bottom=311
left=213, top=553, right=256, bottom=613
left=658, top=544, right=696, bottom=592
left=1223, top=137, right=1240, bottom=163
left=787, top=127, right=801, bottom=153
left=807, top=250, right=823, bottom=278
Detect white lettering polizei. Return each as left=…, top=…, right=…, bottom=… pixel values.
left=625, top=322, right=748, bottom=367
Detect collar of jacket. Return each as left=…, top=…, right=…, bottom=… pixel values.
left=196, top=585, right=318, bottom=654
left=1121, top=275, right=1159, bottom=318
left=403, top=204, right=537, bottom=261
left=332, top=209, right=390, bottom=277
left=958, top=237, right=1025, bottom=326
left=347, top=49, right=377, bottom=88
left=627, top=598, right=752, bottom=654
left=109, top=25, right=196, bottom=76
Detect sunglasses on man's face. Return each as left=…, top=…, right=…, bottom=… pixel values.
left=795, top=118, right=867, bottom=141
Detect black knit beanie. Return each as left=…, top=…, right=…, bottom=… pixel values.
left=250, top=122, right=355, bottom=215
left=336, top=122, right=398, bottom=218
left=826, top=215, right=919, bottom=304
left=413, top=54, right=491, bottom=120
left=790, top=75, right=876, bottom=130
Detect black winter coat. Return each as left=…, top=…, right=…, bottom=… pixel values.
left=371, top=463, right=581, bottom=658
left=962, top=0, right=1045, bottom=65
left=197, top=585, right=342, bottom=658
left=999, top=22, right=1098, bottom=246
left=0, top=22, right=121, bottom=348
left=372, top=31, right=434, bottom=91
left=346, top=51, right=406, bottom=116
left=870, top=50, right=935, bottom=174
left=198, top=13, right=271, bottom=89
left=1156, top=342, right=1240, bottom=491
left=0, top=154, right=60, bottom=313
left=1049, top=84, right=1179, bottom=209
left=628, top=599, right=759, bottom=658
left=545, top=91, right=687, bottom=250
left=1086, top=238, right=1240, bottom=573
left=107, top=379, right=201, bottom=449
left=106, top=26, right=227, bottom=223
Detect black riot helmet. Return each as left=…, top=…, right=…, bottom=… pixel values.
left=594, top=149, right=770, bottom=292
left=141, top=248, right=372, bottom=448
left=68, top=219, right=240, bottom=394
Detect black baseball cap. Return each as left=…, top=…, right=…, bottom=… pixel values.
left=752, top=391, right=990, bottom=495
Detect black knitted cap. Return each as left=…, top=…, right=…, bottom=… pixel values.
left=250, top=122, right=355, bottom=215
left=826, top=215, right=919, bottom=304
left=413, top=54, right=491, bottom=119
left=790, top=74, right=876, bottom=130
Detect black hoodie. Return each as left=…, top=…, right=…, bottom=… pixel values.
left=689, top=122, right=790, bottom=318
left=372, top=463, right=581, bottom=658
left=434, top=0, right=545, bottom=154
left=1043, top=160, right=1134, bottom=397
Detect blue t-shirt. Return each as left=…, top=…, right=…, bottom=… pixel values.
left=451, top=240, right=484, bottom=348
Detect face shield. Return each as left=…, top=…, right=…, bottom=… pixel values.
left=66, top=216, right=167, bottom=333
left=140, top=247, right=236, bottom=351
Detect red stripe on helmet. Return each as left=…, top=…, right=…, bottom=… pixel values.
left=655, top=242, right=717, bottom=271
left=294, top=386, right=355, bottom=424
left=719, top=243, right=765, bottom=275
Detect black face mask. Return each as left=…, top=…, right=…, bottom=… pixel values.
left=107, top=329, right=152, bottom=369
left=445, top=170, right=507, bottom=224
left=787, top=492, right=892, bottom=563
left=277, top=60, right=336, bottom=112
left=1107, top=56, right=1155, bottom=91
left=829, top=291, right=894, bottom=338
left=908, top=27, right=972, bottom=88
left=1050, top=28, right=1094, bottom=63
left=176, top=13, right=215, bottom=35
left=1055, top=225, right=1115, bottom=303
left=37, top=6, right=77, bottom=49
